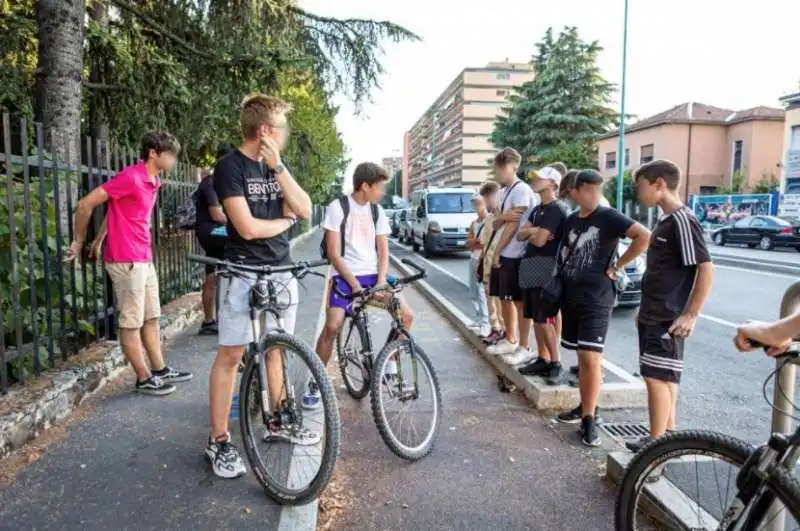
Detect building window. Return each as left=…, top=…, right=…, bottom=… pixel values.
left=605, top=152, right=617, bottom=170
left=790, top=125, right=800, bottom=150
left=496, top=89, right=507, bottom=97
left=640, top=144, right=654, bottom=164
left=732, top=140, right=743, bottom=173
left=624, top=148, right=630, bottom=168
left=496, top=72, right=510, bottom=80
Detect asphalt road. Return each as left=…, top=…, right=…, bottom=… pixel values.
left=390, top=238, right=799, bottom=445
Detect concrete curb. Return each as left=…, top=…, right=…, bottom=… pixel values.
left=389, top=255, right=646, bottom=411
left=606, top=451, right=720, bottom=529
left=0, top=292, right=203, bottom=460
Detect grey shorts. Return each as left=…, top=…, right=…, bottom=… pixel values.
left=218, top=272, right=298, bottom=347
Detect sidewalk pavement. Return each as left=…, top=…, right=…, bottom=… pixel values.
left=0, top=231, right=328, bottom=531
left=332, top=267, right=616, bottom=530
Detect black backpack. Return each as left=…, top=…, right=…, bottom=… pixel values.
left=320, top=195, right=380, bottom=259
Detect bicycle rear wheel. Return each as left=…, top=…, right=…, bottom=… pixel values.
left=239, top=332, right=340, bottom=505
left=614, top=429, right=800, bottom=530
left=337, top=317, right=370, bottom=399
left=370, top=339, right=441, bottom=461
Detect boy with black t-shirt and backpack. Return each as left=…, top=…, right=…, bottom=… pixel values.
left=554, top=170, right=650, bottom=447
left=303, top=162, right=414, bottom=409
left=627, top=159, right=713, bottom=452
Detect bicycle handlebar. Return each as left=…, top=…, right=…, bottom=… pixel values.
left=187, top=254, right=329, bottom=276
left=330, top=258, right=427, bottom=301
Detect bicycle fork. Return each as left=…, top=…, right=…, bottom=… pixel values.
left=719, top=435, right=800, bottom=530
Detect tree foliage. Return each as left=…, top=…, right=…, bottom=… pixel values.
left=603, top=169, right=636, bottom=209
left=1, top=0, right=418, bottom=203
left=491, top=26, right=617, bottom=171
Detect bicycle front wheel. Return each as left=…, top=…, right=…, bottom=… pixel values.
left=337, top=317, right=370, bottom=399
left=239, top=332, right=340, bottom=505
left=370, top=339, right=442, bottom=461
left=616, top=429, right=757, bottom=530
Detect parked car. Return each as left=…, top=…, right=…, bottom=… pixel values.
left=386, top=209, right=400, bottom=237
left=711, top=215, right=800, bottom=251
left=615, top=239, right=645, bottom=308
left=398, top=208, right=413, bottom=243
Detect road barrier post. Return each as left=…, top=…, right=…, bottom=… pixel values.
left=766, top=282, right=800, bottom=531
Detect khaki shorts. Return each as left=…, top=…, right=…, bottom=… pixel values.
left=106, top=262, right=161, bottom=329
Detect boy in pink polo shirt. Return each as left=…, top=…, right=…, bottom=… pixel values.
left=67, top=132, right=192, bottom=395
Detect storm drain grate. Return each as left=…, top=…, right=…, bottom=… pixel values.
left=600, top=422, right=650, bottom=442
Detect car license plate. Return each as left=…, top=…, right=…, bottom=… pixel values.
left=457, top=240, right=465, bottom=246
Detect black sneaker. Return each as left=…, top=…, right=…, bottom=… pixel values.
left=580, top=415, right=601, bottom=447
left=556, top=404, right=603, bottom=424
left=153, top=366, right=193, bottom=383
left=625, top=436, right=651, bottom=453
left=544, top=362, right=563, bottom=386
left=198, top=320, right=218, bottom=336
left=205, top=434, right=246, bottom=479
left=135, top=375, right=176, bottom=396
left=518, top=358, right=548, bottom=376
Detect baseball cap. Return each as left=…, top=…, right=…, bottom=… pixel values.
left=532, top=166, right=562, bottom=185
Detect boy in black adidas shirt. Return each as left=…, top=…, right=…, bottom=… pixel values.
left=629, top=159, right=714, bottom=452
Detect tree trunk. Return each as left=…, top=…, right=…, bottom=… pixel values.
left=35, top=0, right=85, bottom=231
left=35, top=0, right=85, bottom=166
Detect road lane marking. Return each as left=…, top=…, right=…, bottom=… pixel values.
left=698, top=313, right=738, bottom=329
left=713, top=264, right=800, bottom=281
left=390, top=241, right=469, bottom=286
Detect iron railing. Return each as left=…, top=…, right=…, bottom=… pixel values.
left=0, top=112, right=323, bottom=393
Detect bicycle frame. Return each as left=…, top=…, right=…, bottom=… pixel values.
left=720, top=355, right=800, bottom=529
left=345, top=291, right=421, bottom=400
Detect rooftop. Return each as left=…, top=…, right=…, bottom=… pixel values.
left=598, top=102, right=785, bottom=139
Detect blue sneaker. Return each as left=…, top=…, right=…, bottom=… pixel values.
left=301, top=380, right=321, bottom=410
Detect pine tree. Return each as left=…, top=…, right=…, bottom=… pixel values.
left=491, top=26, right=618, bottom=171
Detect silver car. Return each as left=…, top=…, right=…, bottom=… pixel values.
left=398, top=208, right=414, bottom=244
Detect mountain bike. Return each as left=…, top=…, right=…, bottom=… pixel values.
left=334, top=258, right=442, bottom=461
left=187, top=254, right=339, bottom=505
left=615, top=343, right=800, bottom=530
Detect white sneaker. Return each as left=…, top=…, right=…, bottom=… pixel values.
left=468, top=324, right=491, bottom=337
left=487, top=339, right=517, bottom=355
left=502, top=347, right=535, bottom=366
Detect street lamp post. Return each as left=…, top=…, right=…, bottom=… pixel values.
left=615, top=0, right=629, bottom=213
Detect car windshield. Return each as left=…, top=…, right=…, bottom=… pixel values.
left=426, top=193, right=475, bottom=214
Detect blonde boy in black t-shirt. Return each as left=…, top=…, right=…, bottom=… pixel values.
left=630, top=159, right=714, bottom=452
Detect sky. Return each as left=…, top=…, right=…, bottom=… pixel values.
left=300, top=0, right=800, bottom=192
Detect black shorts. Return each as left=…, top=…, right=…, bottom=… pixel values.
left=638, top=322, right=684, bottom=384
left=561, top=303, right=612, bottom=353
left=523, top=288, right=559, bottom=324
left=196, top=231, right=226, bottom=274
left=488, top=257, right=522, bottom=301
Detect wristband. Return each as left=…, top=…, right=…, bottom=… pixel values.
left=285, top=217, right=297, bottom=227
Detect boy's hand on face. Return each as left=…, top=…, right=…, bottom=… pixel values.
left=259, top=135, right=282, bottom=169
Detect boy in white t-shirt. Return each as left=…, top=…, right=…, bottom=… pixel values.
left=303, top=162, right=414, bottom=409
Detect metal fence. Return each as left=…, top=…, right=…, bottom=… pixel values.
left=0, top=112, right=323, bottom=393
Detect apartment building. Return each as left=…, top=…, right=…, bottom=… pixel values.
left=597, top=102, right=785, bottom=199
left=780, top=92, right=800, bottom=194
left=402, top=61, right=535, bottom=194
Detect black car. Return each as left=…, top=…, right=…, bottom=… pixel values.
left=711, top=215, right=800, bottom=251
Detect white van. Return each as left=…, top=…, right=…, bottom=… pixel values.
left=410, top=187, right=477, bottom=256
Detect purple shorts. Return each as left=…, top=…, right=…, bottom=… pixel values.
left=328, top=274, right=378, bottom=315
